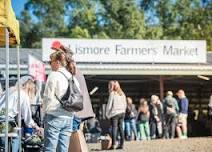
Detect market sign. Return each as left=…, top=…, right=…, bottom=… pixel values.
left=42, top=39, right=206, bottom=63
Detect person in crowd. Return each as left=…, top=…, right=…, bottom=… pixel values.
left=176, top=89, right=189, bottom=139
left=156, top=97, right=164, bottom=137
left=149, top=95, right=163, bottom=139
left=137, top=99, right=150, bottom=140
left=0, top=76, right=41, bottom=152
left=106, top=80, right=127, bottom=150
left=124, top=97, right=137, bottom=141
left=136, top=98, right=145, bottom=140
left=208, top=94, right=212, bottom=120
left=163, top=91, right=179, bottom=139
left=43, top=51, right=80, bottom=151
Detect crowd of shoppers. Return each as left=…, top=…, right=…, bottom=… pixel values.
left=105, top=87, right=189, bottom=149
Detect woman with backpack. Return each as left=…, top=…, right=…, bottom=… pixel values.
left=43, top=51, right=80, bottom=152
left=50, top=41, right=95, bottom=125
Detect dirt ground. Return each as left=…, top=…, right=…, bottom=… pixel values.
left=87, top=137, right=212, bottom=152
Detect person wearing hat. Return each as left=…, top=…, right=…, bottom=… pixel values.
left=43, top=50, right=82, bottom=152
left=163, top=91, right=179, bottom=139
left=0, top=76, right=41, bottom=152
left=50, top=41, right=95, bottom=120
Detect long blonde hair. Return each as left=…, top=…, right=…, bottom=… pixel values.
left=113, top=80, right=124, bottom=96
left=50, top=51, right=67, bottom=67
left=52, top=44, right=76, bottom=75
left=22, top=80, right=37, bottom=104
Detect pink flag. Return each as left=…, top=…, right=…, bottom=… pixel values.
left=28, top=55, right=46, bottom=82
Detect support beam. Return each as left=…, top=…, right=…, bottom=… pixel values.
left=5, top=28, right=9, bottom=152
left=160, top=76, right=164, bottom=100
left=17, top=45, right=22, bottom=152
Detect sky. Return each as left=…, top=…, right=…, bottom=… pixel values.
left=11, top=0, right=159, bottom=24
left=11, top=0, right=27, bottom=17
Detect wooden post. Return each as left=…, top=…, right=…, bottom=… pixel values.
left=160, top=76, right=164, bottom=100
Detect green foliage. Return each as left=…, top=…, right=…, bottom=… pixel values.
left=99, top=0, right=145, bottom=39
left=19, top=0, right=68, bottom=48
left=139, top=0, right=212, bottom=50
left=70, top=26, right=91, bottom=38
left=20, top=0, right=212, bottom=50
left=67, top=0, right=101, bottom=38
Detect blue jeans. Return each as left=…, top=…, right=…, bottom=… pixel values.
left=125, top=118, right=137, bottom=140
left=72, top=116, right=81, bottom=131
left=0, top=136, right=20, bottom=152
left=44, top=114, right=73, bottom=152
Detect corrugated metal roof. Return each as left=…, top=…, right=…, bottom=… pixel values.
left=76, top=63, right=212, bottom=75
left=0, top=48, right=41, bottom=64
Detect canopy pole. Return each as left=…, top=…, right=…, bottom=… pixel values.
left=17, top=45, right=22, bottom=152
left=5, top=28, right=9, bottom=152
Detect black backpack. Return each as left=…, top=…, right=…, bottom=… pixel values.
left=55, top=71, right=83, bottom=112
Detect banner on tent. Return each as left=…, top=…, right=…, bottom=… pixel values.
left=28, top=55, right=46, bottom=82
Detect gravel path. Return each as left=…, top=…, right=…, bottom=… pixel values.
left=88, top=137, right=212, bottom=152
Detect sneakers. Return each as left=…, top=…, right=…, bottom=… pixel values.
left=180, top=135, right=188, bottom=139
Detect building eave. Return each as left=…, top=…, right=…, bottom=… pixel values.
left=1, top=63, right=212, bottom=76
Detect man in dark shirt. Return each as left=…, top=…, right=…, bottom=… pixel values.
left=176, top=89, right=189, bottom=139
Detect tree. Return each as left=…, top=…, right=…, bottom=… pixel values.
left=20, top=0, right=68, bottom=48
left=20, top=0, right=211, bottom=50
left=139, top=0, right=212, bottom=50
left=99, top=0, right=146, bottom=39
left=67, top=0, right=107, bottom=38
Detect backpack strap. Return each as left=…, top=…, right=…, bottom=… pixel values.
left=57, top=71, right=74, bottom=83
left=55, top=70, right=74, bottom=104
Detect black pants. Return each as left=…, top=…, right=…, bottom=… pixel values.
left=150, top=120, right=157, bottom=138
left=111, top=113, right=125, bottom=146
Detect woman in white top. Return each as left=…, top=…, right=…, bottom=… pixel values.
left=106, top=80, right=127, bottom=150
left=43, top=51, right=80, bottom=152
left=0, top=76, right=40, bottom=152
left=51, top=41, right=95, bottom=121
